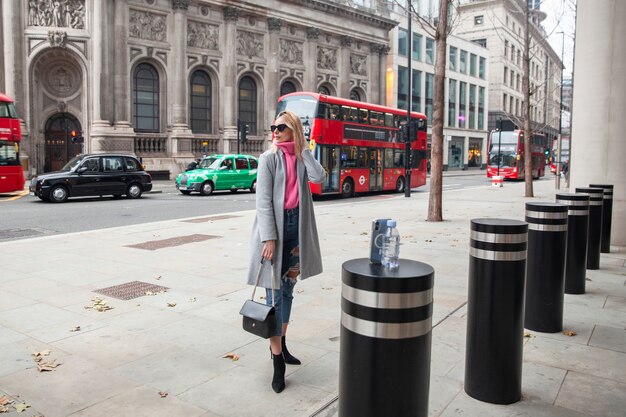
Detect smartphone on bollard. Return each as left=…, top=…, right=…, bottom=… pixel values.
left=370, top=218, right=390, bottom=264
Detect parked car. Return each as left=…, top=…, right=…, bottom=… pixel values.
left=175, top=154, right=258, bottom=195
left=30, top=154, right=152, bottom=203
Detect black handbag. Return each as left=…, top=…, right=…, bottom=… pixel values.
left=240, top=260, right=277, bottom=339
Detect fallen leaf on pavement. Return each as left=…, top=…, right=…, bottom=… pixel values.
left=37, top=359, right=62, bottom=372
left=13, top=403, right=30, bottom=412
left=155, top=275, right=162, bottom=280
left=32, top=350, right=51, bottom=358
left=167, top=302, right=177, bottom=307
left=296, top=289, right=304, bottom=294
left=188, top=297, right=196, bottom=303
left=563, top=330, right=577, bottom=337
left=85, top=297, right=113, bottom=312
left=158, top=391, right=168, bottom=398
left=523, top=332, right=534, bottom=338
left=69, top=326, right=81, bottom=332
left=222, top=353, right=240, bottom=361
left=0, top=405, right=8, bottom=413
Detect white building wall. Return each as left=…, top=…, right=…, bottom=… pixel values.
left=570, top=0, right=626, bottom=246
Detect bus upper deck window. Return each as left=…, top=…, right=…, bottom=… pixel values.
left=329, top=105, right=340, bottom=120
left=384, top=113, right=394, bottom=127
left=359, top=109, right=369, bottom=123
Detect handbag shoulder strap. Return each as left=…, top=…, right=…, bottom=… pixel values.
left=251, top=258, right=275, bottom=306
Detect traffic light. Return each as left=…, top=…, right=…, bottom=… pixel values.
left=240, top=122, right=249, bottom=143
left=70, top=130, right=84, bottom=144
left=397, top=125, right=405, bottom=143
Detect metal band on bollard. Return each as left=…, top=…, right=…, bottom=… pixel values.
left=575, top=187, right=604, bottom=270
left=524, top=202, right=568, bottom=332
left=590, top=184, right=614, bottom=253
left=339, top=258, right=434, bottom=417
left=556, top=193, right=590, bottom=294
left=465, top=219, right=527, bottom=405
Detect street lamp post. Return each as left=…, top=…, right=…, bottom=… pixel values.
left=556, top=31, right=565, bottom=190
left=497, top=117, right=502, bottom=177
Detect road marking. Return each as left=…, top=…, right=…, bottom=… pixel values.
left=442, top=184, right=461, bottom=187
left=0, top=190, right=28, bottom=202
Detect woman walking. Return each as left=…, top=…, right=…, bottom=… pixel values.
left=247, top=110, right=325, bottom=393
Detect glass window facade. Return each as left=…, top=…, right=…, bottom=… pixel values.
left=459, top=81, right=466, bottom=128
left=425, top=73, right=434, bottom=122
left=449, top=46, right=457, bottom=71
left=190, top=70, right=212, bottom=134
left=412, top=33, right=422, bottom=61
left=398, top=29, right=408, bottom=56
left=425, top=38, right=434, bottom=65
left=470, top=54, right=477, bottom=77
left=448, top=79, right=456, bottom=128
left=397, top=65, right=408, bottom=110
left=133, top=63, right=159, bottom=132
left=478, top=87, right=485, bottom=130
left=469, top=84, right=476, bottom=129
left=479, top=57, right=486, bottom=79
left=459, top=50, right=467, bottom=73
left=412, top=69, right=422, bottom=112
left=238, top=76, right=257, bottom=135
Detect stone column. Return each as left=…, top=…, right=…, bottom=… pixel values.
left=339, top=35, right=352, bottom=98
left=91, top=0, right=110, bottom=130
left=222, top=6, right=239, bottom=152
left=113, top=0, right=131, bottom=129
left=369, top=43, right=381, bottom=104
left=305, top=27, right=320, bottom=91
left=169, top=0, right=193, bottom=157
left=267, top=18, right=282, bottom=126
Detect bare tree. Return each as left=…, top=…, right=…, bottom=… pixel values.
left=522, top=5, right=534, bottom=197
left=427, top=0, right=453, bottom=221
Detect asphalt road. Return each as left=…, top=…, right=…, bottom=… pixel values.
left=0, top=174, right=493, bottom=242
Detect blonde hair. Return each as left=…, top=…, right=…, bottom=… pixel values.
left=271, top=110, right=306, bottom=160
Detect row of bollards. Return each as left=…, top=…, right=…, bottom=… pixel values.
left=337, top=184, right=614, bottom=416
left=464, top=184, right=614, bottom=405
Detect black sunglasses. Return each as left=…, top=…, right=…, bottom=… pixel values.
left=270, top=124, right=288, bottom=133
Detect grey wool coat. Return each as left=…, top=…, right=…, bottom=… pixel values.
left=247, top=146, right=325, bottom=289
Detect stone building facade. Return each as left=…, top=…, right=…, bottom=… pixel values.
left=0, top=0, right=396, bottom=177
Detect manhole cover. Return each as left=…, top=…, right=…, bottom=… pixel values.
left=94, top=281, right=169, bottom=300
left=125, top=233, right=220, bottom=250
left=0, top=228, right=47, bottom=240
left=182, top=214, right=241, bottom=223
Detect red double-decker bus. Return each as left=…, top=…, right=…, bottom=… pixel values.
left=275, top=92, right=428, bottom=197
left=550, top=137, right=569, bottom=174
left=486, top=130, right=547, bottom=180
left=0, top=93, right=24, bottom=193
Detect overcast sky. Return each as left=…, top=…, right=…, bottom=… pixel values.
left=541, top=0, right=577, bottom=78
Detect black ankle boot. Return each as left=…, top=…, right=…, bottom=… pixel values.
left=271, top=353, right=286, bottom=393
left=282, top=336, right=301, bottom=365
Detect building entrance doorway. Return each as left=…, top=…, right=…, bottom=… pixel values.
left=44, top=113, right=82, bottom=172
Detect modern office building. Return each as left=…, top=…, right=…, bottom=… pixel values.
left=386, top=3, right=490, bottom=171
left=454, top=0, right=562, bottom=143
left=1, top=0, right=395, bottom=177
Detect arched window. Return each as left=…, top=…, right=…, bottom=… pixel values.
left=350, top=90, right=362, bottom=102
left=238, top=76, right=257, bottom=135
left=318, top=85, right=331, bottom=96
left=190, top=70, right=212, bottom=133
left=133, top=63, right=160, bottom=132
left=280, top=81, right=297, bottom=96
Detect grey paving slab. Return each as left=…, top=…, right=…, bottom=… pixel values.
left=605, top=295, right=626, bottom=313
left=0, top=290, right=37, bottom=312
left=589, top=324, right=626, bottom=353
left=0, top=302, right=91, bottom=333
left=68, top=385, right=210, bottom=417
left=555, top=371, right=626, bottom=417
left=288, top=350, right=340, bottom=393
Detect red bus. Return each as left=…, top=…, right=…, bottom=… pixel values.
left=550, top=137, right=569, bottom=174
left=0, top=93, right=24, bottom=193
left=275, top=92, right=428, bottom=197
left=486, top=130, right=547, bottom=180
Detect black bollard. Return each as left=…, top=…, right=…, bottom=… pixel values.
left=556, top=193, right=590, bottom=294
left=339, top=258, right=434, bottom=417
left=465, top=219, right=528, bottom=405
left=589, top=184, right=614, bottom=253
left=575, top=187, right=604, bottom=270
left=524, top=202, right=568, bottom=332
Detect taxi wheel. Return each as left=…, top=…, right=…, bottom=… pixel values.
left=126, top=183, right=143, bottom=199
left=250, top=180, right=256, bottom=193
left=200, top=181, right=214, bottom=196
left=49, top=185, right=68, bottom=203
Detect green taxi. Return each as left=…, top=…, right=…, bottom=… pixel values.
left=175, top=154, right=258, bottom=195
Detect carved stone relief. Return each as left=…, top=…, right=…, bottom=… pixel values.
left=45, top=64, right=81, bottom=97
left=236, top=31, right=264, bottom=59
left=129, top=10, right=167, bottom=42
left=28, top=0, right=85, bottom=29
left=350, top=54, right=367, bottom=76
left=317, top=47, right=337, bottom=71
left=279, top=39, right=303, bottom=65
left=187, top=21, right=219, bottom=50
left=48, top=31, right=68, bottom=48
left=306, top=27, right=320, bottom=40
left=172, top=0, right=189, bottom=10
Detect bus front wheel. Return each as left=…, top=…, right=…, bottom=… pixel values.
left=341, top=178, right=354, bottom=198
left=396, top=176, right=405, bottom=193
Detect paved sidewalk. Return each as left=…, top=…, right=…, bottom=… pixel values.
left=0, top=178, right=624, bottom=417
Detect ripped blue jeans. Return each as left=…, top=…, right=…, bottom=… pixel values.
left=266, top=207, right=300, bottom=337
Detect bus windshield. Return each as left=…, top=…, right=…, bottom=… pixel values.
left=275, top=94, right=318, bottom=120
left=0, top=101, right=18, bottom=119
left=0, top=141, right=20, bottom=166
left=490, top=131, right=519, bottom=145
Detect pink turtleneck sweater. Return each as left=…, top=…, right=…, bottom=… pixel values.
left=275, top=141, right=299, bottom=209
